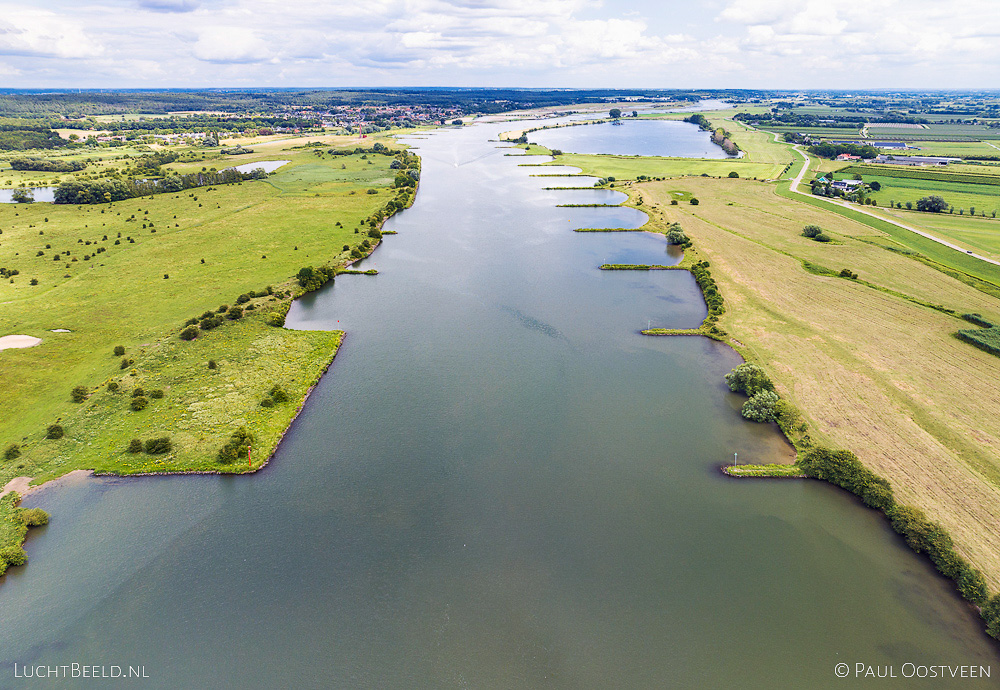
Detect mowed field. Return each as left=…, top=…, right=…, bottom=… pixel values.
left=634, top=177, right=1000, bottom=587
left=867, top=208, right=1000, bottom=262
left=0, top=136, right=405, bottom=489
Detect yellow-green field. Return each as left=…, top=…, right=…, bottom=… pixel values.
left=632, top=176, right=1000, bottom=587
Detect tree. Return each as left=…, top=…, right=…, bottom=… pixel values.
left=11, top=188, right=34, bottom=203
left=916, top=195, right=947, bottom=213
left=741, top=390, right=779, bottom=422
left=728, top=171, right=739, bottom=178
left=801, top=225, right=822, bottom=238
left=869, top=181, right=881, bottom=191
left=609, top=108, right=622, bottom=119
left=725, top=363, right=774, bottom=396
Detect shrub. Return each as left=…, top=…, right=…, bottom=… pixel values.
left=217, top=304, right=228, bottom=313
left=260, top=397, right=275, bottom=408
left=71, top=385, right=89, bottom=403
left=120, top=357, right=133, bottom=370
left=107, top=381, right=120, bottom=392
left=132, top=387, right=145, bottom=397
left=266, top=311, right=285, bottom=327
left=236, top=293, right=250, bottom=304
left=131, top=396, right=148, bottom=411
left=0, top=546, right=27, bottom=567
left=208, top=359, right=217, bottom=369
left=127, top=438, right=143, bottom=453
left=957, top=566, right=990, bottom=606
left=270, top=385, right=289, bottom=403
left=113, top=345, right=125, bottom=356
left=200, top=315, right=223, bottom=330
left=226, top=306, right=243, bottom=320
left=801, top=446, right=895, bottom=512
left=801, top=225, right=822, bottom=238
left=741, top=390, right=779, bottom=422
left=150, top=389, right=164, bottom=399
left=725, top=363, right=774, bottom=396
left=839, top=268, right=858, bottom=279
left=46, top=424, right=64, bottom=439
left=218, top=427, right=253, bottom=464
left=4, top=444, right=20, bottom=460
left=689, top=198, right=699, bottom=205
left=728, top=171, right=739, bottom=178
left=144, top=437, right=172, bottom=454
left=368, top=228, right=382, bottom=239
left=814, top=233, right=832, bottom=242
left=670, top=200, right=678, bottom=205
left=19, top=507, right=48, bottom=526
left=180, top=325, right=199, bottom=340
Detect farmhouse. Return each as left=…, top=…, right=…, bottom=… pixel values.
left=830, top=179, right=863, bottom=191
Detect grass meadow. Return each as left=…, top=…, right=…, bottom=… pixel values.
left=0, top=137, right=403, bottom=493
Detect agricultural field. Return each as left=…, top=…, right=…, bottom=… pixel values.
left=867, top=208, right=1000, bottom=262
left=763, top=125, right=864, bottom=139
left=629, top=175, right=1000, bottom=587
left=892, top=141, right=1000, bottom=157
left=0, top=136, right=408, bottom=493
left=832, top=171, right=1000, bottom=218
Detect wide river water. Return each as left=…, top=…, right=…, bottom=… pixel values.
left=2, top=115, right=998, bottom=688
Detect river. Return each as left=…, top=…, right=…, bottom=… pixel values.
left=1, top=114, right=997, bottom=688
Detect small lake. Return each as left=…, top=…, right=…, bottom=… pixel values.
left=0, top=187, right=55, bottom=203
left=530, top=119, right=735, bottom=158
left=228, top=160, right=290, bottom=174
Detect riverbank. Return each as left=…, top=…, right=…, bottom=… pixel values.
left=554, top=121, right=1000, bottom=636
left=637, top=174, right=1000, bottom=592
left=0, top=134, right=418, bottom=579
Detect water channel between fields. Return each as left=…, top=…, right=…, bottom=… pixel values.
left=2, top=113, right=998, bottom=689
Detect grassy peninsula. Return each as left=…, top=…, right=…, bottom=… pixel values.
left=0, top=131, right=418, bottom=573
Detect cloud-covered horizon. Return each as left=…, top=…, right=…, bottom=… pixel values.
left=0, top=0, right=996, bottom=89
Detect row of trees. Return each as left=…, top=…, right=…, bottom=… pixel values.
left=808, top=142, right=878, bottom=159
left=53, top=167, right=267, bottom=204
left=9, top=157, right=85, bottom=172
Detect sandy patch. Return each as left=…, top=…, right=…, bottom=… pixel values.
left=0, top=470, right=94, bottom=499
left=0, top=335, right=41, bottom=350
left=0, top=476, right=33, bottom=498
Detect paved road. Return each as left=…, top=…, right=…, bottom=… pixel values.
left=785, top=145, right=1000, bottom=268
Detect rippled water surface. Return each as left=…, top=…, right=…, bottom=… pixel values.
left=2, top=114, right=997, bottom=689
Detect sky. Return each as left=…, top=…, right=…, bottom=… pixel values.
left=1, top=0, right=998, bottom=89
